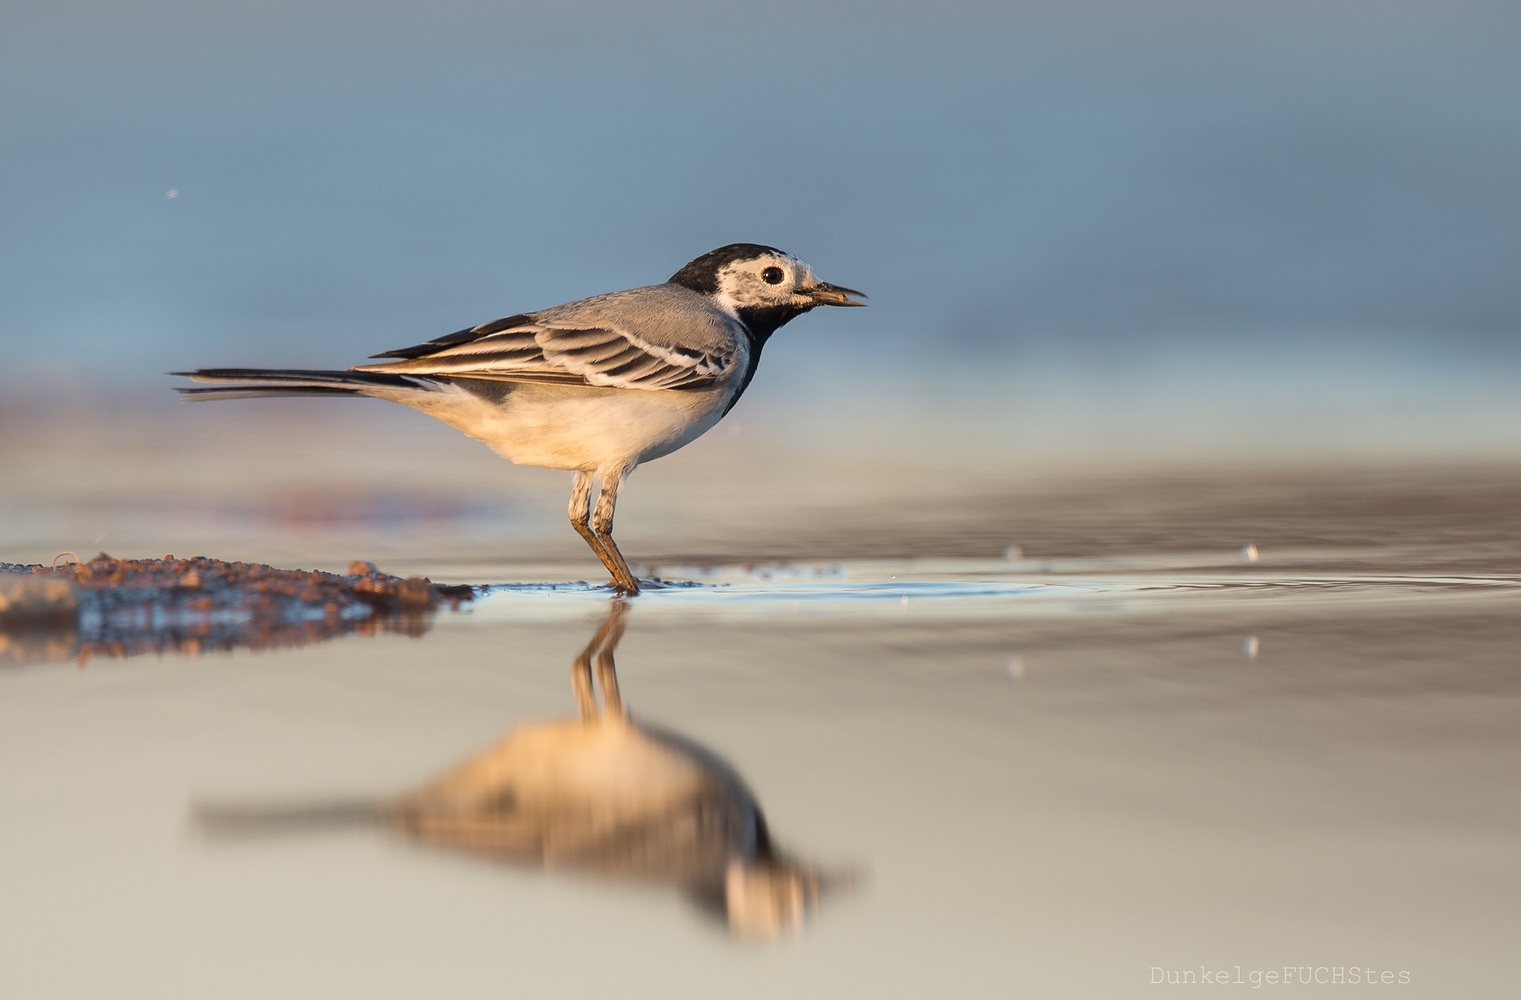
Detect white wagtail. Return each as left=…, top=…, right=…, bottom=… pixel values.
left=194, top=602, right=837, bottom=937
left=176, top=244, right=865, bottom=593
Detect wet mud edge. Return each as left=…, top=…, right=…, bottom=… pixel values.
left=0, top=554, right=475, bottom=664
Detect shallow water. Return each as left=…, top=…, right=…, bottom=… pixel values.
left=3, top=522, right=1520, bottom=997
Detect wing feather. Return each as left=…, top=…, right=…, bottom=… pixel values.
left=354, top=287, right=744, bottom=391
left=367, top=313, right=537, bottom=360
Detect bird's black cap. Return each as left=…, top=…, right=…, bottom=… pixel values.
left=668, top=243, right=787, bottom=295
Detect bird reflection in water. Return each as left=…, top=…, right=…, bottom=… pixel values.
left=198, top=601, right=843, bottom=940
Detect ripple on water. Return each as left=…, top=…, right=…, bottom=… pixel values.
left=469, top=556, right=1521, bottom=621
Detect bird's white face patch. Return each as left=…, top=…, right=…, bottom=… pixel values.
left=710, top=252, right=817, bottom=317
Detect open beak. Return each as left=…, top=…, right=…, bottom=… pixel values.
left=806, top=281, right=868, bottom=307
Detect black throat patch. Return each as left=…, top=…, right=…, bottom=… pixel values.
left=720, top=303, right=814, bottom=418
left=735, top=303, right=812, bottom=344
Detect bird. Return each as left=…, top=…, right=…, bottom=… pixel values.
left=174, top=244, right=865, bottom=594
left=195, top=601, right=847, bottom=938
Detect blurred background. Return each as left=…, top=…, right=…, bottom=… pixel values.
left=3, top=0, right=1520, bottom=565
left=6, top=6, right=1521, bottom=996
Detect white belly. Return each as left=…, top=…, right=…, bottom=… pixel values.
left=402, top=381, right=734, bottom=472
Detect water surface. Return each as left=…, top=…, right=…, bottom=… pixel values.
left=3, top=503, right=1518, bottom=997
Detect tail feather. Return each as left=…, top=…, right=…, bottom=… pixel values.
left=171, top=368, right=442, bottom=401
left=194, top=798, right=388, bottom=838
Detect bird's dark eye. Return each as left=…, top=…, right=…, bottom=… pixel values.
left=761, top=266, right=785, bottom=285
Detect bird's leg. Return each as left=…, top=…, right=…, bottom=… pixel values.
left=568, top=470, right=618, bottom=583
left=571, top=634, right=596, bottom=721
left=593, top=601, right=627, bottom=718
left=592, top=467, right=641, bottom=595
left=570, top=600, right=625, bottom=720
left=571, top=470, right=638, bottom=592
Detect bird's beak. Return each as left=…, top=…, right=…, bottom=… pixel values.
left=806, top=281, right=868, bottom=307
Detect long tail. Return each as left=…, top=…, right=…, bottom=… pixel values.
left=193, top=798, right=389, bottom=838
left=172, top=368, right=444, bottom=401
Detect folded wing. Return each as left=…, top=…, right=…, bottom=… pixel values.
left=355, top=286, right=743, bottom=391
